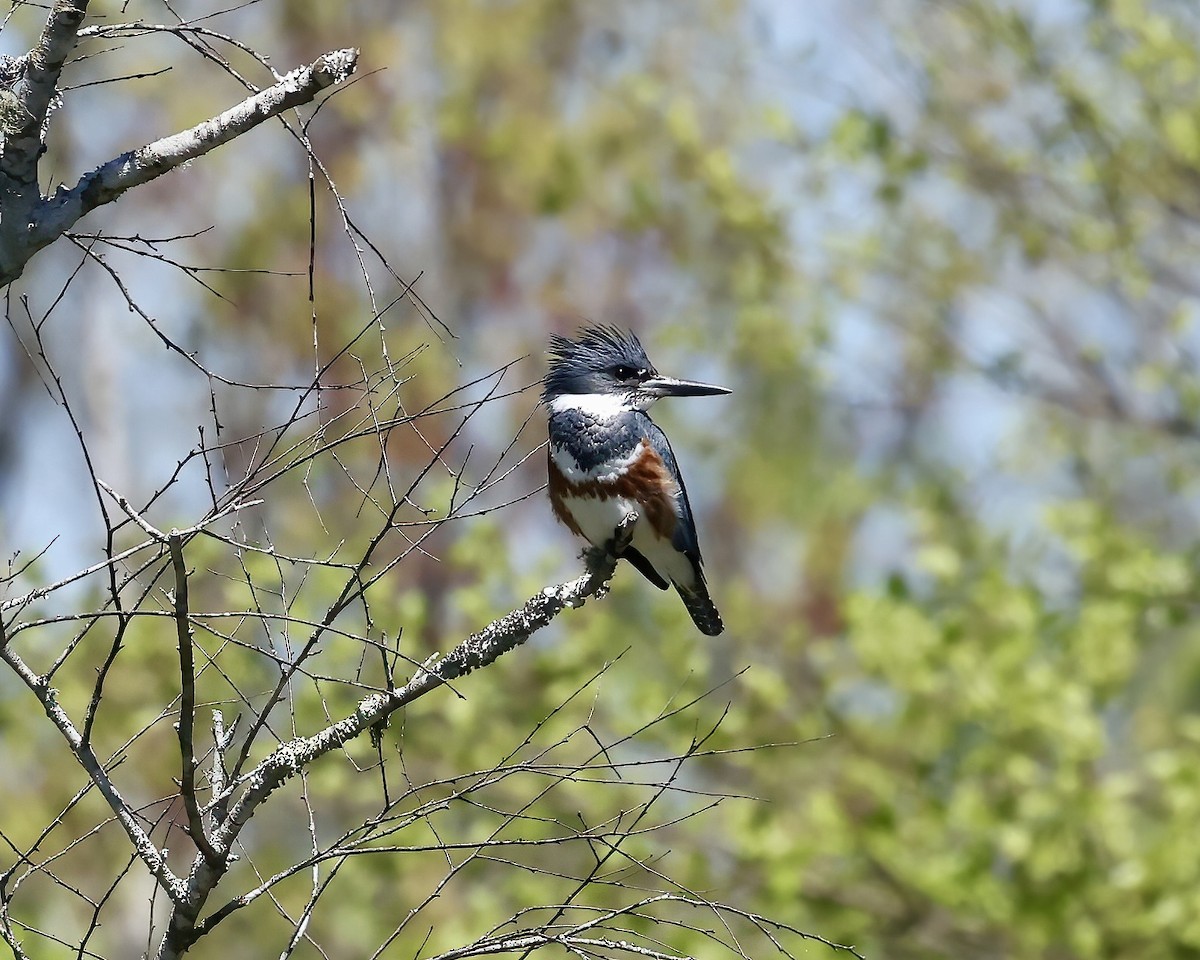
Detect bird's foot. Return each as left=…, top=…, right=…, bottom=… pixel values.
left=606, top=512, right=638, bottom=556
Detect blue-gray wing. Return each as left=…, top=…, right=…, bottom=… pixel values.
left=628, top=412, right=724, bottom=635
left=635, top=413, right=703, bottom=565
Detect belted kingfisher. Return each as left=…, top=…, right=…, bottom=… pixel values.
left=543, top=326, right=731, bottom=636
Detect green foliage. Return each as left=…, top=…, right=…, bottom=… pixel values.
left=9, top=0, right=1200, bottom=957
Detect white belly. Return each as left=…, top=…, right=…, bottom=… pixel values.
left=559, top=491, right=697, bottom=589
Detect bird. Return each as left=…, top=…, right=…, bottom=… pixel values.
left=542, top=325, right=731, bottom=636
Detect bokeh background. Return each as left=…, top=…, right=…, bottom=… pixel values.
left=3, top=1, right=1200, bottom=958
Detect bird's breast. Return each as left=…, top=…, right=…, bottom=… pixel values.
left=547, top=442, right=681, bottom=541
left=549, top=439, right=648, bottom=484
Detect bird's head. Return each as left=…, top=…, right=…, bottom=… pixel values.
left=542, top=325, right=730, bottom=413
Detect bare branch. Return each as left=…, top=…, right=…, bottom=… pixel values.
left=0, top=46, right=359, bottom=285
left=47, top=47, right=358, bottom=224
left=209, top=710, right=235, bottom=824
left=169, top=532, right=219, bottom=866
left=0, top=640, right=186, bottom=904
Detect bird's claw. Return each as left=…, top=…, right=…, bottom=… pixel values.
left=607, top=512, right=638, bottom=556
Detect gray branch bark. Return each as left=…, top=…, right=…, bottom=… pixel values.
left=0, top=0, right=89, bottom=184
left=0, top=0, right=358, bottom=285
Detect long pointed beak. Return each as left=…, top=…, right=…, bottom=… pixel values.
left=640, top=375, right=732, bottom=398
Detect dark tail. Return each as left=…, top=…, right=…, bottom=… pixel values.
left=677, top=583, right=724, bottom=636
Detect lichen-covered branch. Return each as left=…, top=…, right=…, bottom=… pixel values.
left=0, top=0, right=89, bottom=185
left=221, top=539, right=626, bottom=841
left=154, top=530, right=629, bottom=960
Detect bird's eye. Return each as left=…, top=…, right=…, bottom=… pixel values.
left=611, top=364, right=638, bottom=380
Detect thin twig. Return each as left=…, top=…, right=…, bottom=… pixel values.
left=169, top=532, right=219, bottom=865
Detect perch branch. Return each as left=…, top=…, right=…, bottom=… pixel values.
left=154, top=518, right=635, bottom=960
left=220, top=530, right=631, bottom=843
